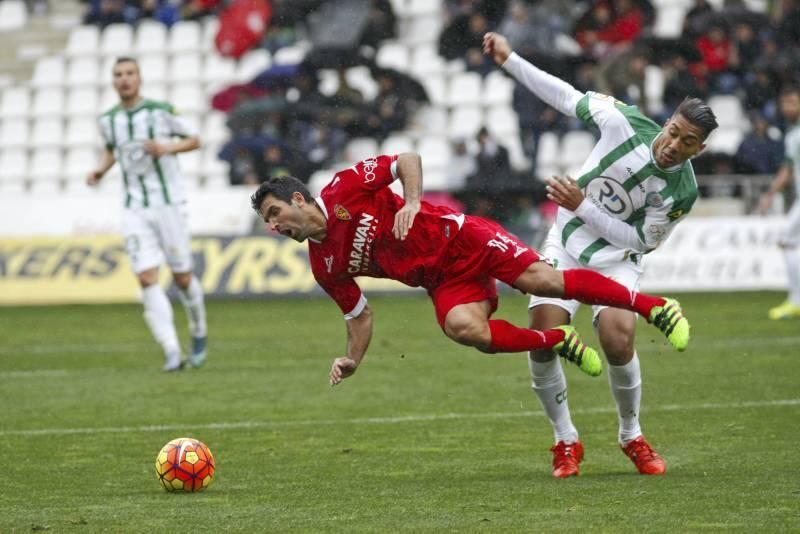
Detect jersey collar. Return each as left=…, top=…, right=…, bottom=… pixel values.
left=308, top=196, right=328, bottom=244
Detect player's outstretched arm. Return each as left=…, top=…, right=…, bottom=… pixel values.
left=483, top=31, right=581, bottom=118
left=330, top=304, right=374, bottom=386
left=86, top=148, right=116, bottom=186
left=393, top=152, right=422, bottom=240
left=759, top=163, right=792, bottom=214
left=143, top=135, right=201, bottom=158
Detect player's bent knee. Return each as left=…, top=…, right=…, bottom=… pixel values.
left=443, top=320, right=491, bottom=349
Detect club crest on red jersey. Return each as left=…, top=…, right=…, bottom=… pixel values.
left=334, top=204, right=351, bottom=221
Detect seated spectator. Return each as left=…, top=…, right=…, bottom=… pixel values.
left=359, top=0, right=397, bottom=49
left=182, top=0, right=223, bottom=20
left=595, top=47, right=649, bottom=108
left=84, top=0, right=127, bottom=27
left=662, top=53, right=707, bottom=121
left=694, top=23, right=737, bottom=93
left=466, top=127, right=512, bottom=193
left=449, top=139, right=477, bottom=191
left=744, top=67, right=779, bottom=122
left=255, top=144, right=293, bottom=183
left=735, top=112, right=784, bottom=174
left=575, top=0, right=645, bottom=59
left=682, top=0, right=714, bottom=38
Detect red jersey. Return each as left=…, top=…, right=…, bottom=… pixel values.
left=309, top=155, right=465, bottom=317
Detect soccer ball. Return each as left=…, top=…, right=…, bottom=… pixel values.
left=155, top=437, right=215, bottom=492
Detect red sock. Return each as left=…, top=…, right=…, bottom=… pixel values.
left=562, top=269, right=664, bottom=318
left=487, top=320, right=565, bottom=353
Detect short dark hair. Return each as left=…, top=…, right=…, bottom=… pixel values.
left=113, top=56, right=139, bottom=72
left=250, top=176, right=311, bottom=214
left=674, top=97, right=718, bottom=139
left=779, top=84, right=800, bottom=98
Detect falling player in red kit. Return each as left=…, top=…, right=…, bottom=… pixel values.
left=250, top=153, right=690, bottom=385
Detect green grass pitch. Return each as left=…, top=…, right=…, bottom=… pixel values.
left=1, top=291, right=798, bottom=532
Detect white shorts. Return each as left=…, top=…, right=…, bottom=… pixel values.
left=122, top=204, right=193, bottom=274
left=528, top=227, right=643, bottom=323
left=781, top=202, right=800, bottom=247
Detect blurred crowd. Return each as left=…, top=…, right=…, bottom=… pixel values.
left=70, top=0, right=800, bottom=227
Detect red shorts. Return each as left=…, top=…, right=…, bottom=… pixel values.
left=429, top=216, right=540, bottom=328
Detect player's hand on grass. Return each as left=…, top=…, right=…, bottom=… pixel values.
left=483, top=32, right=511, bottom=65
left=86, top=170, right=103, bottom=186
left=329, top=357, right=359, bottom=386
left=546, top=176, right=585, bottom=212
left=393, top=200, right=420, bottom=240
left=143, top=139, right=170, bottom=157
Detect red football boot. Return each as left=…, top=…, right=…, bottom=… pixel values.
left=621, top=436, right=666, bottom=475
left=550, top=440, right=584, bottom=478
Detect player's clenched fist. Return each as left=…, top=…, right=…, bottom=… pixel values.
left=483, top=32, right=512, bottom=65
left=86, top=170, right=103, bottom=186
left=329, top=357, right=359, bottom=386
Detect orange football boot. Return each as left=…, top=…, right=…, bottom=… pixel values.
left=621, top=436, right=666, bottom=475
left=550, top=440, right=584, bottom=478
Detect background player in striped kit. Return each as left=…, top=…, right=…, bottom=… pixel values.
left=759, top=85, right=800, bottom=320
left=484, top=32, right=718, bottom=477
left=87, top=57, right=208, bottom=372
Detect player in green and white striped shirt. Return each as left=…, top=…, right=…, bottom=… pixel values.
left=760, top=85, right=800, bottom=320
left=87, top=57, right=208, bottom=372
left=484, top=33, right=718, bottom=477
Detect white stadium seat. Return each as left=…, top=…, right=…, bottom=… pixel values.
left=407, top=0, right=443, bottom=16
left=203, top=54, right=236, bottom=85
left=64, top=147, right=98, bottom=180
left=135, top=20, right=168, bottom=55
left=66, top=26, right=100, bottom=57
left=169, top=85, right=205, bottom=113
left=67, top=57, right=100, bottom=87
left=31, top=118, right=64, bottom=147
left=169, top=20, right=202, bottom=54
left=644, top=65, right=665, bottom=116
left=201, top=17, right=220, bottom=52
left=706, top=128, right=744, bottom=155
left=273, top=44, right=308, bottom=66
left=381, top=135, right=415, bottom=155
left=65, top=117, right=101, bottom=148
left=31, top=57, right=67, bottom=88
left=708, top=95, right=748, bottom=130
left=345, top=66, right=378, bottom=101
left=100, top=23, right=134, bottom=57
left=32, top=88, right=65, bottom=117
left=170, top=54, right=203, bottom=83
left=66, top=87, right=99, bottom=117
left=0, top=149, right=28, bottom=178
left=144, top=83, right=168, bottom=102
left=0, top=118, right=29, bottom=149
left=179, top=149, right=201, bottom=177
left=345, top=137, right=379, bottom=162
left=536, top=132, right=561, bottom=171
left=653, top=4, right=688, bottom=38
left=202, top=146, right=229, bottom=178
left=560, top=131, right=596, bottom=169
left=448, top=107, right=483, bottom=139
left=417, top=135, right=452, bottom=170
left=29, top=148, right=63, bottom=180
left=499, top=132, right=531, bottom=172
left=236, top=49, right=271, bottom=82
left=202, top=112, right=229, bottom=145
left=101, top=87, right=118, bottom=110
left=376, top=42, right=410, bottom=72
left=139, top=55, right=167, bottom=84
left=482, top=71, right=515, bottom=107
left=400, top=15, right=444, bottom=46
left=485, top=105, right=519, bottom=138
left=420, top=74, right=446, bottom=106
left=412, top=106, right=448, bottom=135
left=410, top=43, right=446, bottom=77
left=447, top=72, right=482, bottom=107
left=1, top=87, right=30, bottom=118
left=0, top=0, right=27, bottom=32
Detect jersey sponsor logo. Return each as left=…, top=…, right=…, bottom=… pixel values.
left=647, top=224, right=668, bottom=243
left=486, top=232, right=528, bottom=258
left=348, top=212, right=378, bottom=274
left=324, top=255, right=334, bottom=273
left=667, top=208, right=684, bottom=221
left=334, top=204, right=351, bottom=221
left=120, top=140, right=154, bottom=175
left=585, top=176, right=633, bottom=219
left=645, top=192, right=664, bottom=208
left=361, top=158, right=379, bottom=183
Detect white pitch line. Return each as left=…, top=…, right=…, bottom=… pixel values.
left=2, top=336, right=799, bottom=356
left=1, top=399, right=797, bottom=438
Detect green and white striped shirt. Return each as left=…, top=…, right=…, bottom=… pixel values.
left=784, top=122, right=800, bottom=199
left=98, top=98, right=196, bottom=209
left=504, top=53, right=697, bottom=267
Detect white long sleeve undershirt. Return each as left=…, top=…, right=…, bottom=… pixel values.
left=501, top=52, right=583, bottom=118
left=574, top=199, right=650, bottom=252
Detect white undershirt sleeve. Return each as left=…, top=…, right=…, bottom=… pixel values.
left=574, top=199, right=650, bottom=252
left=344, top=294, right=368, bottom=320
left=501, top=52, right=583, bottom=118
